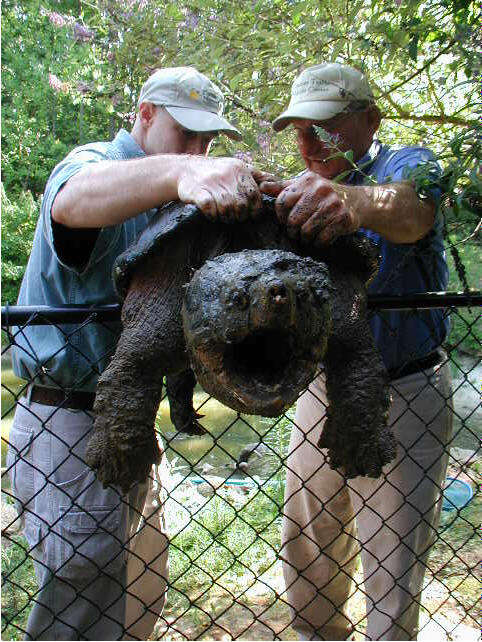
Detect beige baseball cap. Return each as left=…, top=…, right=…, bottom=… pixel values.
left=137, top=67, right=242, bottom=140
left=272, top=63, right=375, bottom=131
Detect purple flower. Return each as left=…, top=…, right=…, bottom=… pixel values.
left=111, top=93, right=122, bottom=107
left=49, top=73, right=62, bottom=91
left=76, top=81, right=92, bottom=95
left=257, top=133, right=270, bottom=153
left=185, top=11, right=200, bottom=29
left=74, top=22, right=94, bottom=42
left=48, top=12, right=67, bottom=27
left=234, top=151, right=254, bottom=164
left=49, top=73, right=69, bottom=93
left=179, top=9, right=200, bottom=30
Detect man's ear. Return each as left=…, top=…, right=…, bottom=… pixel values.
left=138, top=102, right=157, bottom=128
left=366, top=105, right=382, bottom=137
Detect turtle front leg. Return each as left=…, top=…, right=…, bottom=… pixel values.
left=85, top=329, right=165, bottom=493
left=321, top=338, right=395, bottom=478
left=318, top=274, right=396, bottom=478
left=86, top=258, right=188, bottom=493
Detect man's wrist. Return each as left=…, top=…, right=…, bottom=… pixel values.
left=154, top=154, right=194, bottom=202
left=331, top=183, right=365, bottom=232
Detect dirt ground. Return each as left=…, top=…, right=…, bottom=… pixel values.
left=154, top=557, right=479, bottom=641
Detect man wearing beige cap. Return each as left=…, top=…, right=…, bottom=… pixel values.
left=8, top=66, right=264, bottom=640
left=261, top=63, right=452, bottom=640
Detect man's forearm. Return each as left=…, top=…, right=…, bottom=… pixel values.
left=51, top=155, right=185, bottom=229
left=337, top=181, right=436, bottom=244
left=259, top=172, right=437, bottom=246
left=52, top=155, right=265, bottom=228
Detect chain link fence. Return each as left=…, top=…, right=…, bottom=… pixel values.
left=1, top=297, right=480, bottom=640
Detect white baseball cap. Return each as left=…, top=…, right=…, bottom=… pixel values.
left=273, top=63, right=375, bottom=131
left=137, top=67, right=242, bottom=140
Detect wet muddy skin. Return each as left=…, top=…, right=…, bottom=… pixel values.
left=85, top=196, right=395, bottom=493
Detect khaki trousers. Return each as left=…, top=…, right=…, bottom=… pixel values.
left=281, top=360, right=453, bottom=641
left=124, top=462, right=169, bottom=641
left=7, top=399, right=168, bottom=640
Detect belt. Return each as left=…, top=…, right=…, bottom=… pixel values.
left=388, top=351, right=443, bottom=381
left=30, top=386, right=96, bottom=411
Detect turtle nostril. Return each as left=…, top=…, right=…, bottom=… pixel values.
left=269, top=282, right=288, bottom=304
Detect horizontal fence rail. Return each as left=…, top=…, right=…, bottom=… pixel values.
left=2, top=292, right=481, bottom=327
left=1, top=297, right=480, bottom=640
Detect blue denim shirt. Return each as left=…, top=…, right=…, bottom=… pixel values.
left=13, top=130, right=155, bottom=391
left=348, top=141, right=449, bottom=371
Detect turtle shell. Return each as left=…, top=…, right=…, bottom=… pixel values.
left=112, top=194, right=379, bottom=300
left=113, top=201, right=202, bottom=299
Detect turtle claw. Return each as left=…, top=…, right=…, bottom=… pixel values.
left=86, top=426, right=161, bottom=494
left=318, top=419, right=397, bottom=479
left=178, top=416, right=207, bottom=436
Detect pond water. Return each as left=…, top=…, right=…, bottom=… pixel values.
left=157, top=391, right=291, bottom=482
left=2, top=354, right=481, bottom=482
left=158, top=353, right=482, bottom=481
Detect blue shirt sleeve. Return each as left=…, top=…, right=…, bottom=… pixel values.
left=361, top=145, right=449, bottom=370
left=381, top=146, right=443, bottom=209
left=41, top=145, right=120, bottom=274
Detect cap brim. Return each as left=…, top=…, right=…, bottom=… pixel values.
left=272, top=100, right=349, bottom=131
left=166, top=106, right=242, bottom=141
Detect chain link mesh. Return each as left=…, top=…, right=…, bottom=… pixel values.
left=1, top=302, right=480, bottom=640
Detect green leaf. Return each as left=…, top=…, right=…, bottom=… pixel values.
left=408, top=35, right=419, bottom=61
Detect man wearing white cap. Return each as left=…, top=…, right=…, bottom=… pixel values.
left=8, top=67, right=264, bottom=640
left=261, top=63, right=453, bottom=640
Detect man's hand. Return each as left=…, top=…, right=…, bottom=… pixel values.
left=52, top=155, right=271, bottom=229
left=178, top=157, right=268, bottom=222
left=259, top=171, right=360, bottom=245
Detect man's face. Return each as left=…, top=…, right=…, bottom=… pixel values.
left=142, top=104, right=217, bottom=156
left=290, top=110, right=373, bottom=179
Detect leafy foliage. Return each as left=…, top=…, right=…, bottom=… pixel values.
left=1, top=186, right=40, bottom=305
left=1, top=0, right=480, bottom=303
left=2, top=1, right=113, bottom=197
left=1, top=535, right=37, bottom=641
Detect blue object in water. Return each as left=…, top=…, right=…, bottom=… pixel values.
left=442, top=477, right=474, bottom=512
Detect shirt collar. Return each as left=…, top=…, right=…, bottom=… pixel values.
left=346, top=139, right=382, bottom=184
left=113, top=129, right=146, bottom=159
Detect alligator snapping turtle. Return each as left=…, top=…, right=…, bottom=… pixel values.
left=86, top=196, right=395, bottom=492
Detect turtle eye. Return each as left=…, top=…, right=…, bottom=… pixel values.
left=230, top=290, right=250, bottom=309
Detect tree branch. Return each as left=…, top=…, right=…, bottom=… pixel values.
left=371, top=79, right=475, bottom=127
left=384, top=112, right=476, bottom=127
left=219, top=81, right=260, bottom=118
left=426, top=69, right=447, bottom=116
left=379, top=38, right=457, bottom=96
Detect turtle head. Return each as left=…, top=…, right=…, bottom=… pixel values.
left=182, top=249, right=332, bottom=416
